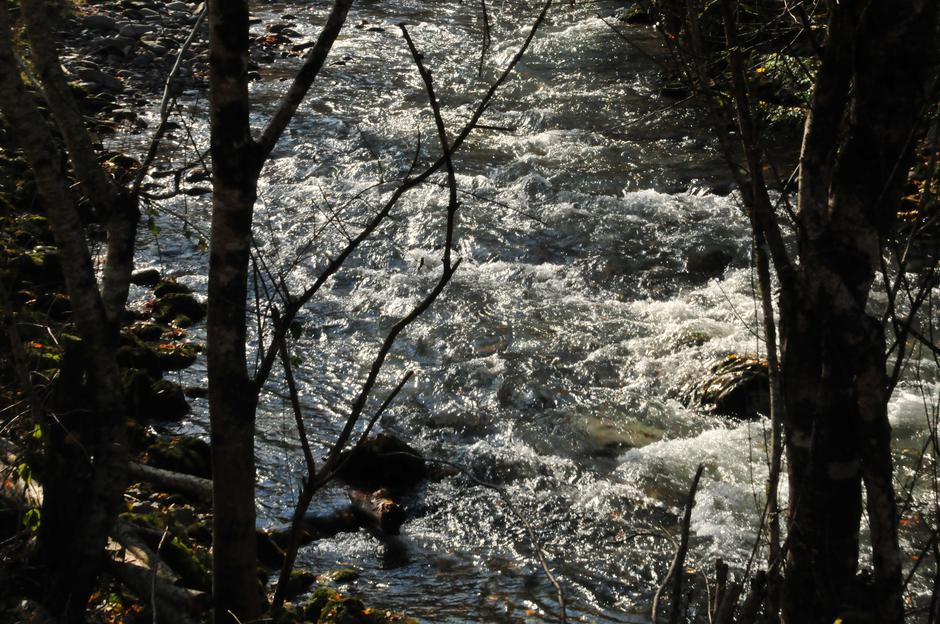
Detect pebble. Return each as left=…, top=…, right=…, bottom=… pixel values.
left=166, top=1, right=190, bottom=11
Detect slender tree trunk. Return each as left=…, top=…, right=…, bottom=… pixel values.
left=207, top=1, right=264, bottom=621
left=0, top=5, right=129, bottom=619
left=781, top=2, right=938, bottom=622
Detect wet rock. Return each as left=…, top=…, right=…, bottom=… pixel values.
left=118, top=344, right=162, bottom=376
left=166, top=1, right=190, bottom=11
left=130, top=53, right=153, bottom=67
left=614, top=4, right=654, bottom=24
left=686, top=247, right=734, bottom=275
left=335, top=433, right=426, bottom=490
left=303, top=587, right=416, bottom=624
left=319, top=568, right=360, bottom=585
left=660, top=81, right=690, bottom=99
left=144, top=436, right=211, bottom=478
left=131, top=267, right=161, bottom=286
left=687, top=354, right=769, bottom=419
left=292, top=41, right=316, bottom=53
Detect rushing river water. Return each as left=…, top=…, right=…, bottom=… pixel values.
left=133, top=1, right=940, bottom=621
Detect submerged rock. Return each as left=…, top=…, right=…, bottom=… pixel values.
left=687, top=354, right=770, bottom=419
left=686, top=246, right=734, bottom=276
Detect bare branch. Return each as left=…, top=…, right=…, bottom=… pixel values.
left=256, top=0, right=355, bottom=161
left=652, top=463, right=704, bottom=624
left=132, top=7, right=208, bottom=198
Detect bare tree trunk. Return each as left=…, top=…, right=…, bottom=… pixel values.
left=781, top=2, right=938, bottom=622
left=0, top=4, right=129, bottom=620
left=206, top=2, right=263, bottom=622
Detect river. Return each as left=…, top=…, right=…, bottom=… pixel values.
left=135, top=1, right=940, bottom=621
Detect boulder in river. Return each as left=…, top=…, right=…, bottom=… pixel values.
left=130, top=267, right=161, bottom=286
left=335, top=434, right=426, bottom=490
left=687, top=354, right=770, bottom=419
left=153, top=292, right=206, bottom=325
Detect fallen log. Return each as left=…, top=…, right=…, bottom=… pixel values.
left=265, top=488, right=407, bottom=553
left=2, top=439, right=210, bottom=507
left=107, top=557, right=209, bottom=624
left=266, top=508, right=359, bottom=550
left=127, top=461, right=212, bottom=502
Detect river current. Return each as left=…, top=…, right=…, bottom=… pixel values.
left=132, top=1, right=940, bottom=621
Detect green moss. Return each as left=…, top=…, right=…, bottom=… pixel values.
left=152, top=293, right=205, bottom=324
left=119, top=510, right=167, bottom=531
left=302, top=588, right=418, bottom=624
left=161, top=535, right=211, bottom=591
left=153, top=278, right=193, bottom=298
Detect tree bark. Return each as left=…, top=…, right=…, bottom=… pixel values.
left=207, top=2, right=263, bottom=622
left=0, top=5, right=129, bottom=620
left=782, top=2, right=938, bottom=622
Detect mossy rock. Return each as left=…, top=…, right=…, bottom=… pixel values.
left=144, top=436, right=211, bottom=478
left=281, top=568, right=317, bottom=600
left=151, top=342, right=198, bottom=371
left=324, top=568, right=360, bottom=584
left=119, top=510, right=169, bottom=532
left=686, top=354, right=770, bottom=419
left=153, top=278, right=193, bottom=298
left=153, top=293, right=205, bottom=324
left=303, top=588, right=417, bottom=624
left=126, top=321, right=166, bottom=342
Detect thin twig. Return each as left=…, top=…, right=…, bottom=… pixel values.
left=652, top=463, right=705, bottom=624
left=132, top=6, right=207, bottom=198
